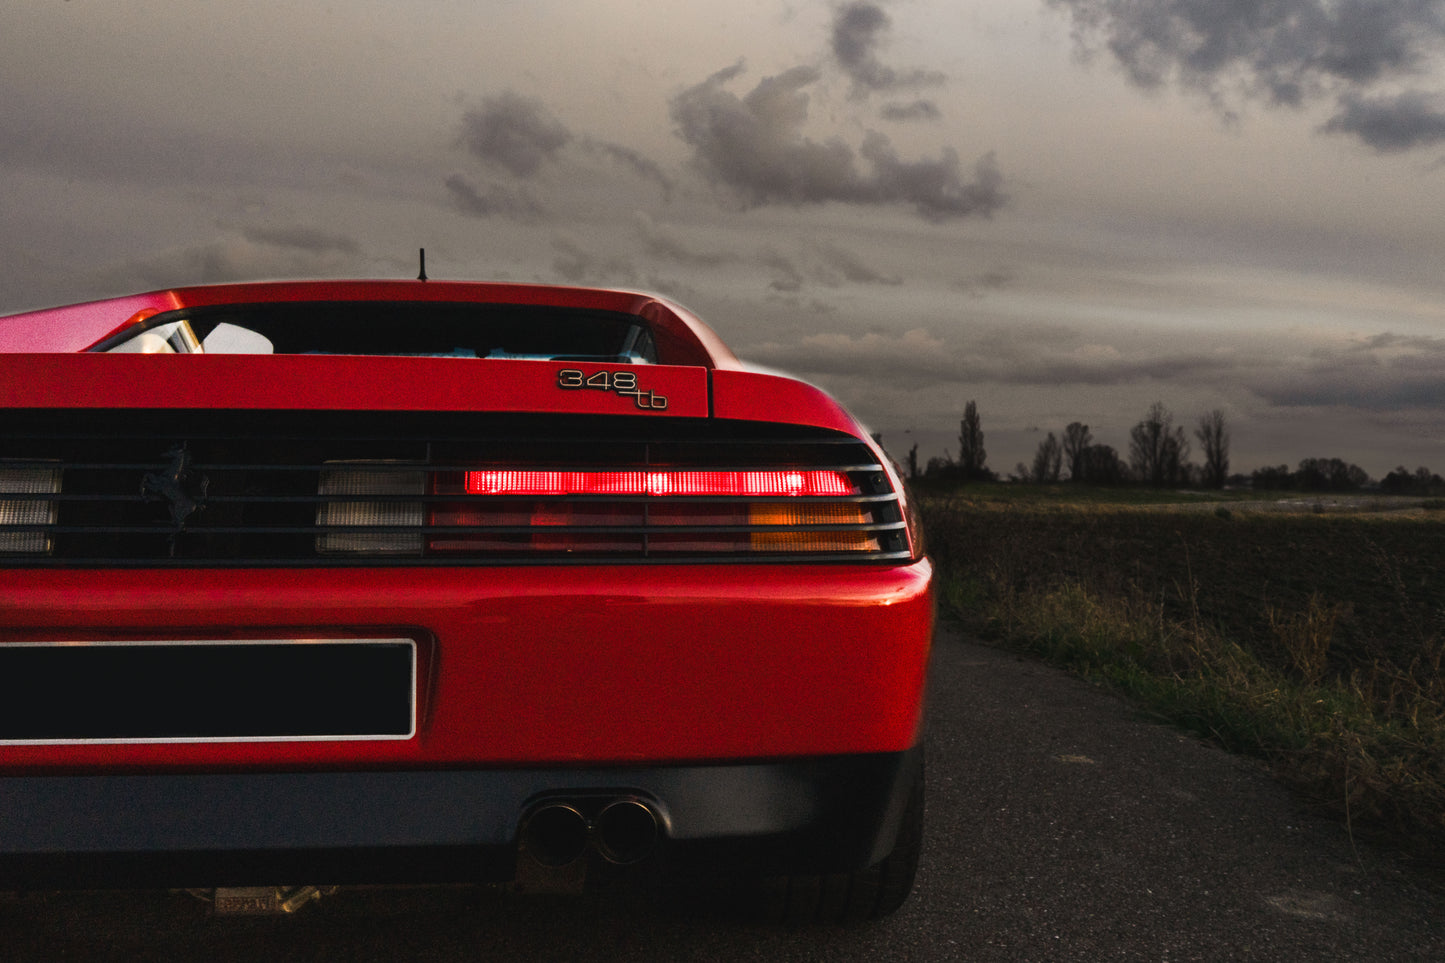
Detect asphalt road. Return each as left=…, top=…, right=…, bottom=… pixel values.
left=3, top=625, right=1441, bottom=961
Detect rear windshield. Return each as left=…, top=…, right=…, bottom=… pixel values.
left=95, top=301, right=658, bottom=363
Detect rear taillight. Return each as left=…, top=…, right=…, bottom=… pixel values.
left=315, top=465, right=425, bottom=556
left=0, top=463, right=60, bottom=555
left=431, top=468, right=892, bottom=557
left=462, top=469, right=856, bottom=498
left=314, top=454, right=907, bottom=560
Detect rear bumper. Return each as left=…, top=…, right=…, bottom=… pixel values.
left=0, top=562, right=934, bottom=767
left=0, top=747, right=922, bottom=889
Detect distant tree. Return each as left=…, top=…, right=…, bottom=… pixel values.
left=1062, top=422, right=1092, bottom=481
left=1381, top=466, right=1445, bottom=496
left=1195, top=409, right=1230, bottom=489
left=923, top=455, right=955, bottom=480
left=1031, top=432, right=1063, bottom=483
left=957, top=401, right=988, bottom=481
left=1251, top=465, right=1292, bottom=490
left=1129, top=402, right=1191, bottom=488
left=906, top=443, right=919, bottom=481
left=1296, top=457, right=1369, bottom=492
left=1078, top=444, right=1126, bottom=485
left=1380, top=466, right=1411, bottom=494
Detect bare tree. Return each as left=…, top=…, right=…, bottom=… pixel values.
left=1195, top=409, right=1230, bottom=489
left=1062, top=422, right=1092, bottom=482
left=1031, top=432, right=1062, bottom=483
left=958, top=400, right=988, bottom=481
left=1129, top=401, right=1190, bottom=488
left=906, top=443, right=919, bottom=481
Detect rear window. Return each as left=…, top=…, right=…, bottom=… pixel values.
left=94, top=301, right=658, bottom=363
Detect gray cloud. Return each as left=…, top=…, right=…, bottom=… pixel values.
left=458, top=92, right=572, bottom=178
left=669, top=63, right=1004, bottom=220
left=762, top=249, right=806, bottom=293
left=831, top=2, right=946, bottom=96
left=1323, top=90, right=1445, bottom=151
left=880, top=99, right=943, bottom=122
left=952, top=268, right=1015, bottom=297
left=549, top=235, right=637, bottom=286
left=444, top=173, right=544, bottom=220
left=94, top=235, right=360, bottom=291
left=1250, top=332, right=1445, bottom=409
left=812, top=241, right=903, bottom=286
left=586, top=141, right=675, bottom=201
left=241, top=226, right=360, bottom=255
left=861, top=135, right=1005, bottom=222
left=744, top=327, right=1236, bottom=389
left=756, top=240, right=902, bottom=293
left=632, top=213, right=737, bottom=267
left=1049, top=0, right=1445, bottom=150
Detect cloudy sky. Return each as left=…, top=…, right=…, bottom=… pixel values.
left=5, top=0, right=1445, bottom=478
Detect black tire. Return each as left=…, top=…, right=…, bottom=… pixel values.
left=756, top=759, right=924, bottom=923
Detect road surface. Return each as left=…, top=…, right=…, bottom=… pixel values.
left=3, top=625, right=1441, bottom=961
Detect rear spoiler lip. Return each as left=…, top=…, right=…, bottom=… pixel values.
left=0, top=354, right=711, bottom=419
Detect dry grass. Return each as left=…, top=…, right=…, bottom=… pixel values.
left=923, top=491, right=1445, bottom=866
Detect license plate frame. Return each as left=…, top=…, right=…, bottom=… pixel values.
left=0, top=638, right=416, bottom=744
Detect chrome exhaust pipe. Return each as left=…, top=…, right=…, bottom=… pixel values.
left=594, top=799, right=660, bottom=865
left=521, top=804, right=590, bottom=868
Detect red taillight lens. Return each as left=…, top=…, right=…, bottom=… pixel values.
left=463, top=469, right=856, bottom=498
left=320, top=464, right=902, bottom=559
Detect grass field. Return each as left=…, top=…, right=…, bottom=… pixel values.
left=920, top=484, right=1445, bottom=867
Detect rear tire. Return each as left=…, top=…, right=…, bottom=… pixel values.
left=757, top=758, right=924, bottom=923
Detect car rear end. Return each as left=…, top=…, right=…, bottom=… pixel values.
left=0, top=281, right=932, bottom=918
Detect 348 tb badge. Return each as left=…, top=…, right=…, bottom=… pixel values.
left=556, top=368, right=668, bottom=410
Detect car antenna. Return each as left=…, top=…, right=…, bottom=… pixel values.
left=417, top=247, right=428, bottom=281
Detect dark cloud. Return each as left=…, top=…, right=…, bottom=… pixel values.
left=762, top=249, right=806, bottom=293
left=811, top=241, right=902, bottom=286
left=880, top=99, right=942, bottom=122
left=444, top=173, right=544, bottom=220
left=744, top=328, right=1235, bottom=389
left=458, top=92, right=571, bottom=178
left=241, top=226, right=359, bottom=255
left=632, top=214, right=737, bottom=267
left=1323, top=90, right=1445, bottom=151
left=669, top=63, right=1004, bottom=221
left=95, top=236, right=359, bottom=291
left=958, top=268, right=1014, bottom=293
left=549, top=235, right=637, bottom=286
left=1049, top=0, right=1445, bottom=150
left=755, top=240, right=901, bottom=293
left=831, top=2, right=946, bottom=95
left=453, top=96, right=671, bottom=201
left=1250, top=332, right=1445, bottom=409
left=861, top=135, right=1005, bottom=222
left=587, top=141, right=675, bottom=201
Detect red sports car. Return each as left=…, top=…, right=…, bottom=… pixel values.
left=0, top=280, right=932, bottom=920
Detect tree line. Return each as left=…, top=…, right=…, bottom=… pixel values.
left=906, top=400, right=1443, bottom=494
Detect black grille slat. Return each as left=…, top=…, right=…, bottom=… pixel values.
left=2, top=409, right=909, bottom=566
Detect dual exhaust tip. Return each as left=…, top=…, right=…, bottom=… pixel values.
left=522, top=799, right=661, bottom=868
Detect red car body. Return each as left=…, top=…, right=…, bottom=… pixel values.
left=0, top=281, right=931, bottom=918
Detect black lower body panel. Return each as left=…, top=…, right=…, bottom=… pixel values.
left=0, top=746, right=921, bottom=889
